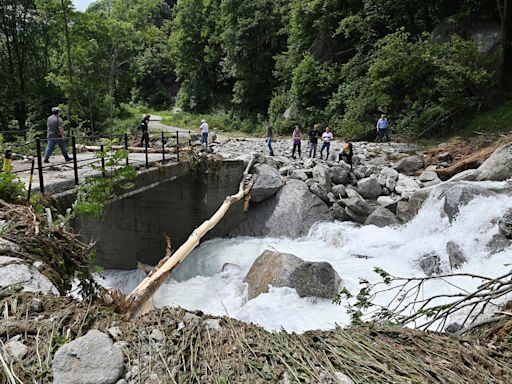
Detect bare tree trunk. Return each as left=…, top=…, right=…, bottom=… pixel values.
left=124, top=156, right=257, bottom=319
left=61, top=0, right=73, bottom=128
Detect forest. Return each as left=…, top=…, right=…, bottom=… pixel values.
left=0, top=0, right=510, bottom=139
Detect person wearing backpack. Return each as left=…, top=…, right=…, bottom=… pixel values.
left=139, top=114, right=150, bottom=147
left=308, top=124, right=321, bottom=158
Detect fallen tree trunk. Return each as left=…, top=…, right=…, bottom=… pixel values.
left=435, top=147, right=494, bottom=180
left=123, top=155, right=257, bottom=318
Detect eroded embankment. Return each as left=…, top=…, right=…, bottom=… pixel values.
left=1, top=293, right=511, bottom=383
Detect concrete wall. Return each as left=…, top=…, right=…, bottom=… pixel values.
left=70, top=160, right=245, bottom=269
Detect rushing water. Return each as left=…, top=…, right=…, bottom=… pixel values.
left=100, top=181, right=512, bottom=333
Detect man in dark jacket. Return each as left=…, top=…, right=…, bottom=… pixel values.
left=139, top=114, right=150, bottom=147
left=308, top=124, right=320, bottom=158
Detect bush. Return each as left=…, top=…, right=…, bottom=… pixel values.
left=0, top=172, right=26, bottom=204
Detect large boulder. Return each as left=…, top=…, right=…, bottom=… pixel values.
left=309, top=182, right=329, bottom=203
left=231, top=179, right=333, bottom=238
left=52, top=330, right=124, bottom=384
left=418, top=252, right=442, bottom=276
left=357, top=177, right=382, bottom=200
left=395, top=174, right=421, bottom=195
left=476, top=142, right=512, bottom=181
left=364, top=207, right=399, bottom=227
left=251, top=164, right=284, bottom=202
left=329, top=165, right=351, bottom=185
left=486, top=234, right=511, bottom=255
left=243, top=250, right=342, bottom=300
left=312, top=164, right=332, bottom=191
left=438, top=183, right=495, bottom=222
left=498, top=208, right=512, bottom=239
left=0, top=256, right=59, bottom=295
left=393, top=155, right=424, bottom=175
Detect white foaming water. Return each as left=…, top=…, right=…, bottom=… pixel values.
left=99, top=181, right=512, bottom=333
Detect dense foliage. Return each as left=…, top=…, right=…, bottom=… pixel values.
left=0, top=0, right=509, bottom=138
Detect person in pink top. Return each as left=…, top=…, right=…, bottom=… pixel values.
left=291, top=125, right=301, bottom=159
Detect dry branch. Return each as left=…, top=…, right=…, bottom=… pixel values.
left=124, top=155, right=258, bottom=318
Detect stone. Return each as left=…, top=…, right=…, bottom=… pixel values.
left=4, top=339, right=28, bottom=362
left=341, top=197, right=372, bottom=218
left=309, top=183, right=330, bottom=203
left=393, top=155, right=424, bottom=175
left=252, top=164, right=284, bottom=202
left=332, top=184, right=346, bottom=199
left=498, top=208, right=512, bottom=239
left=289, top=169, right=309, bottom=182
left=183, top=312, right=201, bottom=323
left=52, top=330, right=124, bottom=384
left=438, top=183, right=495, bottom=222
left=304, top=158, right=315, bottom=169
left=116, top=380, right=127, bottom=384
left=395, top=174, right=421, bottom=195
left=327, top=192, right=336, bottom=204
left=334, top=371, right=355, bottom=384
left=230, top=180, right=333, bottom=238
left=444, top=323, right=463, bottom=334
left=418, top=252, right=442, bottom=276
left=108, top=327, right=123, bottom=341
left=30, top=298, right=43, bottom=312
left=312, top=164, right=332, bottom=192
left=331, top=203, right=351, bottom=221
left=446, top=241, right=467, bottom=269
left=396, top=201, right=415, bottom=223
left=202, top=319, right=222, bottom=332
left=150, top=328, right=164, bottom=342
left=448, top=169, right=480, bottom=182
left=353, top=167, right=366, bottom=180
left=0, top=256, right=59, bottom=295
left=357, top=177, right=382, bottom=200
left=364, top=207, right=399, bottom=227
left=377, top=196, right=396, bottom=206
left=385, top=177, right=397, bottom=193
left=243, top=250, right=341, bottom=300
left=344, top=207, right=368, bottom=224
left=379, top=167, right=399, bottom=181
left=476, top=142, right=512, bottom=181
left=418, top=171, right=439, bottom=183
left=329, top=164, right=351, bottom=185
left=486, top=234, right=511, bottom=255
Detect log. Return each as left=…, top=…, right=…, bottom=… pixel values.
left=435, top=147, right=494, bottom=180
left=76, top=144, right=193, bottom=154
left=124, top=155, right=258, bottom=318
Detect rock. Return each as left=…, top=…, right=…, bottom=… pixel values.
left=344, top=207, right=367, bottom=224
left=433, top=20, right=502, bottom=55
left=331, top=203, right=351, bottom=221
left=385, top=177, right=397, bottom=192
left=52, top=330, right=124, bottom=384
left=209, top=131, right=217, bottom=143
left=448, top=169, right=480, bottom=182
left=304, top=158, right=315, bottom=169
left=486, top=234, right=511, bottom=255
left=446, top=241, right=467, bottom=269
left=150, top=328, right=164, bottom=342
left=116, top=380, right=127, bottom=384
left=0, top=256, right=59, bottom=295
left=243, top=250, right=341, bottom=300
left=395, top=174, right=421, bottom=195
left=3, top=339, right=28, bottom=362
left=341, top=197, right=372, bottom=218
left=183, top=312, right=201, bottom=323
left=332, top=184, right=346, bottom=199
left=289, top=169, right=309, bottom=182
left=357, top=177, right=382, bottom=200
left=327, top=192, right=336, bottom=204
left=418, top=252, right=442, bottom=276
left=108, top=327, right=123, bottom=341
left=329, top=164, right=351, bottom=185
left=438, top=183, right=495, bottom=222
left=379, top=167, right=399, bottom=181
left=309, top=183, right=329, bottom=203
left=498, top=208, right=512, bottom=239
left=377, top=196, right=395, bottom=206
left=231, top=180, right=333, bottom=238
left=312, top=164, right=332, bottom=192
left=419, top=171, right=439, bottom=183
left=396, top=201, right=414, bottom=223
left=393, top=155, right=424, bottom=175
left=202, top=319, right=222, bottom=332
left=252, top=164, right=284, bottom=202
left=364, top=207, right=399, bottom=227
left=353, top=167, right=366, bottom=180
left=476, top=142, right=512, bottom=181
left=444, top=323, right=463, bottom=334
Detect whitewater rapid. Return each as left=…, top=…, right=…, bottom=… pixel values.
left=100, top=181, right=512, bottom=333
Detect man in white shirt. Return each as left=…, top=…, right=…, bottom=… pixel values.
left=200, top=119, right=209, bottom=147
left=320, top=127, right=333, bottom=160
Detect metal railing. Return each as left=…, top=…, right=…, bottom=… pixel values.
left=6, top=130, right=194, bottom=196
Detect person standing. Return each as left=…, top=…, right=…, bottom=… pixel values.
left=339, top=141, right=354, bottom=169
left=291, top=125, right=301, bottom=158
left=200, top=119, right=209, bottom=148
left=308, top=124, right=320, bottom=158
left=376, top=113, right=389, bottom=142
left=139, top=114, right=150, bottom=147
left=265, top=120, right=275, bottom=156
left=320, top=126, right=333, bottom=160
left=44, top=107, right=72, bottom=163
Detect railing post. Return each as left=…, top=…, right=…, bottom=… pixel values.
left=161, top=131, right=165, bottom=162
left=72, top=136, right=79, bottom=186
left=176, top=131, right=179, bottom=162
left=100, top=144, right=106, bottom=177
left=144, top=132, right=149, bottom=169
left=35, top=138, right=45, bottom=194
left=188, top=130, right=191, bottom=148
left=27, top=158, right=35, bottom=203
left=124, top=133, right=129, bottom=166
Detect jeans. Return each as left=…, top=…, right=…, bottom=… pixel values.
left=266, top=137, right=274, bottom=156
left=140, top=131, right=149, bottom=147
left=44, top=138, right=70, bottom=161
left=201, top=132, right=208, bottom=146
left=339, top=153, right=353, bottom=169
left=378, top=128, right=389, bottom=142
left=292, top=142, right=301, bottom=157
left=320, top=142, right=330, bottom=159
left=309, top=142, right=317, bottom=158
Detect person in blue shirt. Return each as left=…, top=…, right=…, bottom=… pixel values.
left=376, top=114, right=389, bottom=142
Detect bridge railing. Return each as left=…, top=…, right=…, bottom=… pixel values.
left=5, top=129, right=195, bottom=197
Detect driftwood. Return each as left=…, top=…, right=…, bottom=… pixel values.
left=435, top=147, right=494, bottom=180
left=124, top=155, right=257, bottom=318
